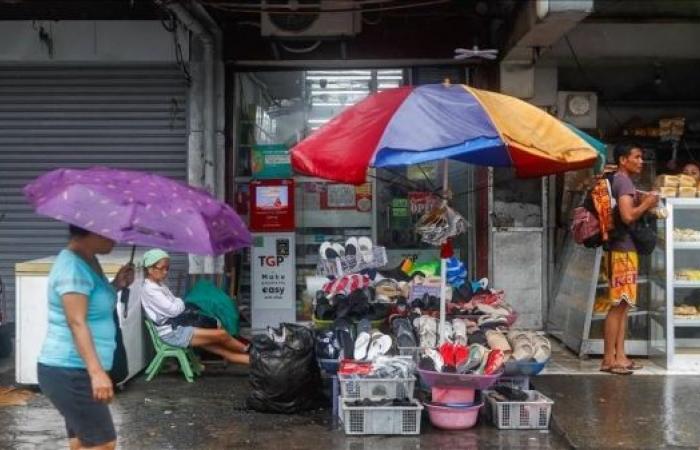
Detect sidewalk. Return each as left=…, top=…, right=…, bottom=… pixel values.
left=534, top=375, right=700, bottom=449
left=0, top=355, right=567, bottom=450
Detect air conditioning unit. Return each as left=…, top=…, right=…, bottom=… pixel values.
left=557, top=91, right=597, bottom=129
left=261, top=0, right=362, bottom=38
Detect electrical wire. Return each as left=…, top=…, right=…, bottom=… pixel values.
left=564, top=36, right=623, bottom=130
left=204, top=0, right=399, bottom=10
left=205, top=0, right=450, bottom=14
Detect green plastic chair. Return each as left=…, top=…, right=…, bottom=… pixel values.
left=144, top=320, right=203, bottom=383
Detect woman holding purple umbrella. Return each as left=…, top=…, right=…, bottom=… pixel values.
left=38, top=225, right=134, bottom=450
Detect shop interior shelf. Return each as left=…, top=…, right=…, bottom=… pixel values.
left=675, top=242, right=700, bottom=250
left=674, top=281, right=700, bottom=288
left=597, top=277, right=648, bottom=289
left=592, top=310, right=649, bottom=320
left=673, top=319, right=700, bottom=327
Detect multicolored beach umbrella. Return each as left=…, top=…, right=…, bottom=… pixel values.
left=291, top=84, right=599, bottom=184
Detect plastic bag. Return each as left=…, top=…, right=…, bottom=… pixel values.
left=247, top=323, right=322, bottom=413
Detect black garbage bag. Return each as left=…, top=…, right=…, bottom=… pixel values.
left=247, top=323, right=322, bottom=413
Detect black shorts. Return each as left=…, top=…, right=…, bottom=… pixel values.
left=37, top=363, right=116, bottom=447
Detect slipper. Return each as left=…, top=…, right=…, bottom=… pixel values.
left=358, top=237, right=374, bottom=264
left=423, top=348, right=444, bottom=372
left=600, top=365, right=633, bottom=375
left=532, top=335, right=551, bottom=363
left=367, top=332, right=393, bottom=360
left=459, top=344, right=486, bottom=373
left=354, top=332, right=371, bottom=361
left=391, top=317, right=417, bottom=348
left=345, top=237, right=358, bottom=258
left=344, top=237, right=359, bottom=269
left=452, top=318, right=468, bottom=346
left=319, top=242, right=337, bottom=260
left=331, top=243, right=346, bottom=259
left=485, top=330, right=512, bottom=354
left=625, top=361, right=644, bottom=370
left=439, top=342, right=456, bottom=366
left=441, top=321, right=454, bottom=344
left=484, top=349, right=505, bottom=375
left=453, top=343, right=469, bottom=367
left=423, top=316, right=438, bottom=348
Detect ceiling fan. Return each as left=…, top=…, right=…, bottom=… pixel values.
left=454, top=45, right=499, bottom=60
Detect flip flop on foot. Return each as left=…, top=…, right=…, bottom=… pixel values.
left=600, top=365, right=633, bottom=375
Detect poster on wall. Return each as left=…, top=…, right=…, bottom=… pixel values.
left=320, top=183, right=373, bottom=211
left=251, top=144, right=291, bottom=179
left=408, top=192, right=441, bottom=218
left=250, top=179, right=295, bottom=231
left=251, top=233, right=296, bottom=318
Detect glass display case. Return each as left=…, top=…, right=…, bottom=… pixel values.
left=653, top=198, right=700, bottom=370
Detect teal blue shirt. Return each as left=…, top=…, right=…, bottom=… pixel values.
left=38, top=249, right=117, bottom=370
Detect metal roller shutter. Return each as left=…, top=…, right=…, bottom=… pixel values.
left=0, top=64, right=189, bottom=322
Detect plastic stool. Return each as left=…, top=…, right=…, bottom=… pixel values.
left=144, top=320, right=203, bottom=383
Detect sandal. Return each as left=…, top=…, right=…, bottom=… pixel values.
left=625, top=361, right=644, bottom=370
left=600, top=365, right=632, bottom=375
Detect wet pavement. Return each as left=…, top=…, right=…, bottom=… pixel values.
left=0, top=357, right=567, bottom=450
left=533, top=375, right=700, bottom=449
left=5, top=349, right=700, bottom=449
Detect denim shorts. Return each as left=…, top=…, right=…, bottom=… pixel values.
left=160, top=325, right=195, bottom=348
left=37, top=363, right=116, bottom=446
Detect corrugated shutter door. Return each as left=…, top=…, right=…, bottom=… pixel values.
left=0, top=64, right=189, bottom=322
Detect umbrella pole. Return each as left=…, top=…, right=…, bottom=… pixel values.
left=439, top=160, right=448, bottom=345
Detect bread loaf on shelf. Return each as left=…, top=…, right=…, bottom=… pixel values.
left=679, top=174, right=697, bottom=187
left=659, top=186, right=678, bottom=197
left=655, top=174, right=680, bottom=188
left=678, top=186, right=697, bottom=198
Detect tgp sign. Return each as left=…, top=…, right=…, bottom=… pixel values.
left=251, top=233, right=295, bottom=311
left=258, top=255, right=286, bottom=267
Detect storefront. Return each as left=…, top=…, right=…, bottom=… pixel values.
left=544, top=21, right=700, bottom=368
left=229, top=67, right=481, bottom=327
left=0, top=21, right=192, bottom=323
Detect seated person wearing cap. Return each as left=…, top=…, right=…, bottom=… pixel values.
left=140, top=248, right=249, bottom=365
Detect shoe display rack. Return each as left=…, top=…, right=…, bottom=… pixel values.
left=650, top=198, right=700, bottom=370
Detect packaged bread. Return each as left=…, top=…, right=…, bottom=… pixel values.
left=655, top=174, right=680, bottom=187
left=679, top=174, right=696, bottom=187
left=678, top=186, right=697, bottom=198
left=659, top=186, right=678, bottom=197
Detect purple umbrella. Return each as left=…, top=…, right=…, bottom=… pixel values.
left=23, top=167, right=252, bottom=255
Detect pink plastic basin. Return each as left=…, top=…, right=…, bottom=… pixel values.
left=425, top=402, right=483, bottom=430
left=418, top=369, right=502, bottom=389
left=431, top=386, right=475, bottom=404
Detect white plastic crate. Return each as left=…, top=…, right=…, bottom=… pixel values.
left=341, top=399, right=423, bottom=435
left=495, top=376, right=530, bottom=390
left=338, top=374, right=416, bottom=400
left=317, top=246, right=388, bottom=277
left=398, top=347, right=421, bottom=364
left=486, top=390, right=554, bottom=430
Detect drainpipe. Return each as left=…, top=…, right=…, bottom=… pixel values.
left=156, top=0, right=216, bottom=195
left=155, top=0, right=217, bottom=273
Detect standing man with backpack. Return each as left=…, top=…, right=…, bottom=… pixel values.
left=601, top=143, right=659, bottom=375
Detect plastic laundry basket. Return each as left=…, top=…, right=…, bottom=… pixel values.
left=338, top=374, right=416, bottom=400
left=486, top=390, right=554, bottom=430
left=341, top=399, right=423, bottom=435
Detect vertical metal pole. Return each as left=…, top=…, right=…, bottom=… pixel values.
left=439, top=160, right=449, bottom=344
